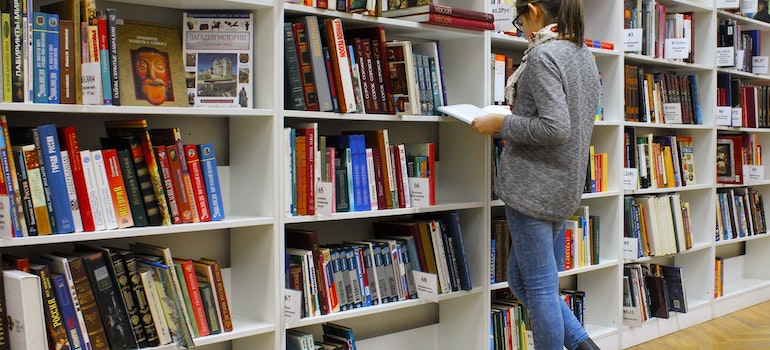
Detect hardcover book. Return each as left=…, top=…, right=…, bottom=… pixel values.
left=3, top=270, right=47, bottom=350
left=51, top=273, right=86, bottom=350
left=197, top=143, right=224, bottom=221
left=382, top=4, right=494, bottom=22
left=34, top=124, right=76, bottom=233
left=116, top=20, right=188, bottom=107
left=183, top=12, right=253, bottom=108
left=29, top=263, right=71, bottom=350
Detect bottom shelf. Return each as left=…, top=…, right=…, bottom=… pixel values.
left=621, top=304, right=712, bottom=349
left=355, top=324, right=438, bottom=350
left=714, top=279, right=770, bottom=317
left=192, top=315, right=276, bottom=346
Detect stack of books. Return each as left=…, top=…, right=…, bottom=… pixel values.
left=382, top=4, right=495, bottom=31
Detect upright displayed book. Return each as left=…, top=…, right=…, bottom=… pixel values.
left=116, top=20, right=188, bottom=107
left=183, top=12, right=253, bottom=108
left=3, top=270, right=47, bottom=350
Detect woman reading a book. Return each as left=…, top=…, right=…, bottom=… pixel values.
left=471, top=0, right=600, bottom=349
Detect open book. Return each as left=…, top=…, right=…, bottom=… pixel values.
left=437, top=104, right=512, bottom=124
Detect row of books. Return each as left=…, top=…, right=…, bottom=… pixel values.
left=716, top=133, right=761, bottom=185
left=716, top=75, right=770, bottom=128
left=491, top=207, right=601, bottom=283
left=287, top=322, right=356, bottom=350
left=0, top=0, right=254, bottom=108
left=0, top=243, right=232, bottom=349
left=716, top=187, right=768, bottom=241
left=584, top=146, right=609, bottom=193
left=285, top=212, right=471, bottom=318
left=623, top=193, right=694, bottom=259
left=715, top=256, right=724, bottom=298
left=0, top=119, right=225, bottom=238
left=285, top=124, right=434, bottom=216
left=717, top=19, right=761, bottom=72
left=624, top=130, right=698, bottom=190
left=284, top=16, right=448, bottom=116
left=623, top=263, right=687, bottom=327
left=623, top=66, right=702, bottom=124
left=623, top=1, right=694, bottom=63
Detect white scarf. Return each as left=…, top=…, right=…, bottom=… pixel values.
left=504, top=23, right=560, bottom=105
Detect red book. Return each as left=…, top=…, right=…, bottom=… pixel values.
left=173, top=258, right=210, bottom=337
left=166, top=145, right=196, bottom=223
left=101, top=149, right=133, bottom=228
left=394, top=13, right=495, bottom=31
left=345, top=27, right=395, bottom=114
left=196, top=258, right=233, bottom=332
left=58, top=126, right=96, bottom=231
left=382, top=4, right=495, bottom=22
left=1, top=254, right=29, bottom=272
left=183, top=144, right=210, bottom=222
left=391, top=145, right=406, bottom=208
left=154, top=146, right=182, bottom=224
left=295, top=136, right=307, bottom=216
left=370, top=148, right=387, bottom=209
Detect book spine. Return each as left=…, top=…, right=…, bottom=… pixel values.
left=90, top=150, right=118, bottom=229
left=105, top=9, right=119, bottom=106
left=31, top=12, right=47, bottom=103
left=183, top=144, right=210, bottom=222
left=102, top=149, right=133, bottom=228
left=1, top=13, right=10, bottom=102
left=67, top=256, right=110, bottom=349
left=108, top=252, right=147, bottom=347
left=12, top=149, right=36, bottom=236
left=58, top=126, right=93, bottom=231
left=167, top=145, right=196, bottom=223
left=326, top=18, right=356, bottom=113
left=322, top=47, right=340, bottom=112
left=397, top=144, right=411, bottom=208
left=154, top=146, right=181, bottom=224
left=197, top=144, right=224, bottom=221
left=138, top=269, right=172, bottom=345
left=51, top=273, right=85, bottom=350
left=197, top=282, right=221, bottom=334
left=180, top=260, right=210, bottom=336
left=206, top=260, right=233, bottom=332
left=58, top=20, right=75, bottom=104
left=34, top=125, right=75, bottom=233
left=59, top=151, right=83, bottom=232
left=172, top=263, right=200, bottom=338
left=283, top=22, right=306, bottom=110
left=30, top=264, right=71, bottom=350
left=361, top=38, right=381, bottom=113
left=428, top=4, right=494, bottom=21
left=23, top=145, right=53, bottom=235
left=124, top=137, right=161, bottom=226
left=0, top=132, right=21, bottom=237
left=292, top=22, right=320, bottom=111
left=116, top=149, right=148, bottom=226
left=302, top=16, right=333, bottom=112
left=79, top=150, right=106, bottom=230
left=96, top=18, right=111, bottom=105
left=10, top=0, right=24, bottom=102
left=46, top=13, right=59, bottom=104
left=120, top=252, right=159, bottom=346
left=422, top=13, right=496, bottom=30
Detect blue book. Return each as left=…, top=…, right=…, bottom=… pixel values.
left=33, top=124, right=75, bottom=233
left=350, top=245, right=371, bottom=307
left=321, top=323, right=357, bottom=350
left=326, top=135, right=370, bottom=211
left=196, top=143, right=225, bottom=221
left=46, top=13, right=59, bottom=104
left=32, top=12, right=48, bottom=103
left=52, top=273, right=86, bottom=350
left=421, top=211, right=473, bottom=291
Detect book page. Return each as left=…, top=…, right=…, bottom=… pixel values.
left=437, top=104, right=512, bottom=124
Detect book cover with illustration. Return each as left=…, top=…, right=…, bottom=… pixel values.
left=183, top=12, right=253, bottom=108
left=116, top=20, right=187, bottom=107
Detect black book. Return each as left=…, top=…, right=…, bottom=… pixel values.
left=102, top=248, right=148, bottom=347
left=284, top=22, right=306, bottom=110
left=100, top=136, right=160, bottom=226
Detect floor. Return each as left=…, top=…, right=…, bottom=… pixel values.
left=625, top=300, right=770, bottom=349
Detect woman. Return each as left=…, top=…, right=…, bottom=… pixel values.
left=472, top=0, right=601, bottom=349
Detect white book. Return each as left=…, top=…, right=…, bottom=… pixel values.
left=381, top=129, right=396, bottom=209
left=367, top=238, right=406, bottom=300
left=286, top=247, right=316, bottom=317
left=3, top=269, right=48, bottom=350
left=437, top=104, right=513, bottom=125
left=79, top=150, right=106, bottom=230
left=348, top=240, right=381, bottom=305
left=139, top=268, right=173, bottom=345
left=428, top=220, right=451, bottom=293
left=91, top=150, right=118, bottom=230
left=365, top=148, right=378, bottom=211
left=327, top=18, right=357, bottom=113
left=60, top=150, right=83, bottom=232
left=38, top=254, right=92, bottom=350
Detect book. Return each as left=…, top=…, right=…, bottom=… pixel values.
left=197, top=143, right=225, bottom=221
left=382, top=4, right=494, bottom=22
left=37, top=254, right=93, bottom=350
left=32, top=12, right=49, bottom=104
left=137, top=268, right=172, bottom=345
left=137, top=259, right=193, bottom=348
left=97, top=17, right=112, bottom=105
left=116, top=20, right=188, bottom=106
left=1, top=13, right=10, bottom=103
left=155, top=145, right=182, bottom=224
left=51, top=273, right=86, bottom=350
left=392, top=13, right=496, bottom=31
left=437, top=104, right=512, bottom=124
left=324, top=18, right=356, bottom=113
left=101, top=149, right=134, bottom=228
left=15, top=144, right=52, bottom=235
left=286, top=229, right=335, bottom=315
left=90, top=150, right=119, bottom=230
left=34, top=124, right=76, bottom=233
left=195, top=258, right=233, bottom=332
left=183, top=144, right=210, bottom=222
left=3, top=270, right=47, bottom=349
left=292, top=22, right=320, bottom=111
left=115, top=148, right=149, bottom=227
left=173, top=258, right=210, bottom=337
left=183, top=11, right=253, bottom=108
left=196, top=281, right=220, bottom=334
left=297, top=16, right=333, bottom=112
left=63, top=254, right=110, bottom=349
left=100, top=248, right=148, bottom=347
left=104, top=9, right=120, bottom=106
left=29, top=263, right=71, bottom=350
left=171, top=262, right=200, bottom=338
left=284, top=22, right=306, bottom=111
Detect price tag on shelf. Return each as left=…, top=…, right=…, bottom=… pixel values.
left=316, top=182, right=334, bottom=216
left=623, top=237, right=640, bottom=261
left=491, top=3, right=515, bottom=32
left=732, top=107, right=743, bottom=127
left=716, top=47, right=735, bottom=67
left=623, top=168, right=638, bottom=191
left=407, top=177, right=430, bottom=207
left=623, top=29, right=643, bottom=52
left=413, top=271, right=439, bottom=302
left=744, top=165, right=764, bottom=184
left=753, top=56, right=769, bottom=74
left=663, top=103, right=683, bottom=124
left=736, top=50, right=746, bottom=69
left=741, top=0, right=759, bottom=13
left=716, top=106, right=732, bottom=126
left=664, top=38, right=690, bottom=59
left=284, top=289, right=302, bottom=323
left=717, top=0, right=740, bottom=8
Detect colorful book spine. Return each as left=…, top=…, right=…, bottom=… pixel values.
left=66, top=255, right=110, bottom=349
left=176, top=258, right=209, bottom=337
left=46, top=13, right=59, bottom=104
left=12, top=149, right=35, bottom=236
left=31, top=12, right=48, bottom=104
left=116, top=149, right=148, bottom=227
left=183, top=144, right=210, bottom=222
left=59, top=150, right=83, bottom=232
left=1, top=13, right=10, bottom=102
left=79, top=150, right=106, bottom=231
left=324, top=18, right=356, bottom=113
left=51, top=273, right=86, bottom=350
left=105, top=8, right=120, bottom=106
left=196, top=144, right=224, bottom=221
left=90, top=150, right=118, bottom=230
left=0, top=125, right=22, bottom=237
left=154, top=145, right=181, bottom=224
left=106, top=251, right=147, bottom=348
left=96, top=17, right=111, bottom=105
left=138, top=268, right=172, bottom=345
left=119, top=250, right=159, bottom=346
left=102, top=149, right=133, bottom=228
left=33, top=124, right=75, bottom=233
left=10, top=0, right=24, bottom=102
left=29, top=264, right=71, bottom=350
left=58, top=19, right=75, bottom=104
left=19, top=145, right=52, bottom=235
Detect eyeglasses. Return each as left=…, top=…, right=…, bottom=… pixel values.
left=512, top=2, right=537, bottom=33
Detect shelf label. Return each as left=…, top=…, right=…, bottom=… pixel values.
left=753, top=56, right=769, bottom=74
left=623, top=29, right=643, bottom=52
left=732, top=107, right=743, bottom=127
left=284, top=289, right=302, bottom=323
left=663, top=103, right=683, bottom=124
left=413, top=271, right=439, bottom=302
left=716, top=47, right=735, bottom=67
left=407, top=177, right=430, bottom=207
left=316, top=181, right=334, bottom=216
left=736, top=50, right=746, bottom=70
left=717, top=0, right=740, bottom=8
left=664, top=38, right=690, bottom=59
left=716, top=106, right=732, bottom=126
left=623, top=168, right=638, bottom=191
left=742, top=0, right=759, bottom=13
left=744, top=165, right=764, bottom=184
left=491, top=3, right=515, bottom=32
left=623, top=237, right=640, bottom=261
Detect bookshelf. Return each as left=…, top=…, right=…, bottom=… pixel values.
left=3, top=0, right=770, bottom=350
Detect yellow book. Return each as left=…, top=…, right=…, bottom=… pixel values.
left=601, top=153, right=609, bottom=193
left=662, top=145, right=675, bottom=188
left=16, top=145, right=52, bottom=235
left=1, top=13, right=10, bottom=102
left=589, top=145, right=596, bottom=192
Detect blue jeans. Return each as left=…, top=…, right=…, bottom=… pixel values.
left=505, top=206, right=589, bottom=350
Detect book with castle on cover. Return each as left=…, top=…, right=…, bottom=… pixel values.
left=183, top=12, right=253, bottom=108
left=116, top=20, right=187, bottom=107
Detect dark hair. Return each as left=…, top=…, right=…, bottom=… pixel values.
left=516, top=0, right=585, bottom=45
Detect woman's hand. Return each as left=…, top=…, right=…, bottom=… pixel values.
left=471, top=113, right=505, bottom=135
